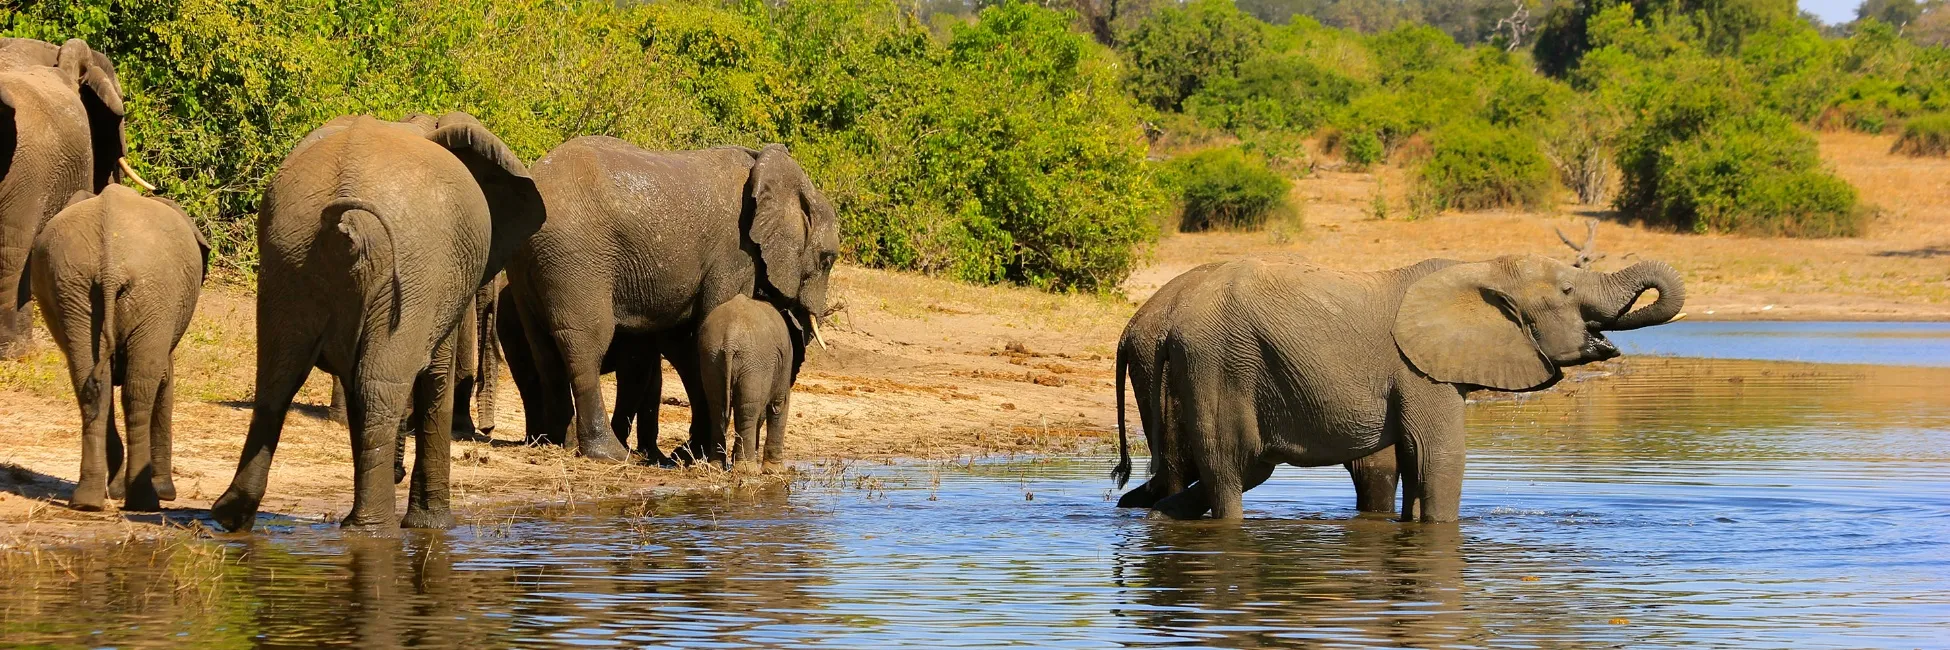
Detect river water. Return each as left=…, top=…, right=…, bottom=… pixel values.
left=3, top=324, right=1949, bottom=648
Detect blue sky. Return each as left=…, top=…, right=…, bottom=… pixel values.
left=1800, top=0, right=1860, bottom=24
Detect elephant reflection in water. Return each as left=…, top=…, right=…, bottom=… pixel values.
left=1113, top=521, right=1477, bottom=648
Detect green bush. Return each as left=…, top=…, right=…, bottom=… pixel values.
left=1414, top=122, right=1554, bottom=212
left=1342, top=131, right=1384, bottom=167
left=1648, top=113, right=1862, bottom=236
left=1160, top=147, right=1293, bottom=232
left=1118, top=0, right=1266, bottom=112
left=1895, top=113, right=1950, bottom=157
left=4, top=0, right=1161, bottom=293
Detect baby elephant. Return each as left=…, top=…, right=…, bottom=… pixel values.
left=28, top=185, right=208, bottom=511
left=696, top=295, right=805, bottom=473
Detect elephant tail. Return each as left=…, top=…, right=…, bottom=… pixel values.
left=85, top=210, right=123, bottom=407
left=322, top=197, right=402, bottom=332
left=1112, top=342, right=1131, bottom=489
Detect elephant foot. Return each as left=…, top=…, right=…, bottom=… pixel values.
left=734, top=460, right=761, bottom=475
left=1115, top=482, right=1162, bottom=509
left=1150, top=490, right=1211, bottom=520
left=210, top=489, right=261, bottom=532
left=70, top=483, right=108, bottom=512
left=153, top=477, right=177, bottom=502
left=638, top=449, right=676, bottom=468
left=107, top=474, right=126, bottom=500
left=121, top=488, right=162, bottom=513
left=401, top=507, right=455, bottom=530
left=339, top=508, right=399, bottom=530
left=670, top=446, right=696, bottom=467
left=576, top=431, right=632, bottom=463
left=761, top=461, right=786, bottom=475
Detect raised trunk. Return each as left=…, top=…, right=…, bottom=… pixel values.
left=1597, top=261, right=1685, bottom=331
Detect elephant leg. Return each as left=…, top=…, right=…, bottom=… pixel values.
left=212, top=325, right=322, bottom=532
left=1347, top=445, right=1399, bottom=515
left=105, top=399, right=124, bottom=501
left=150, top=365, right=177, bottom=501
left=68, top=349, right=113, bottom=512
left=497, top=295, right=545, bottom=445
left=515, top=298, right=570, bottom=446
left=730, top=390, right=764, bottom=474
left=476, top=292, right=502, bottom=438
left=552, top=323, right=630, bottom=461
left=344, top=372, right=412, bottom=529
left=450, top=294, right=481, bottom=440
left=610, top=350, right=648, bottom=448
left=639, top=355, right=666, bottom=465
left=329, top=377, right=349, bottom=426
left=762, top=397, right=788, bottom=475
left=403, top=329, right=458, bottom=530
left=661, top=339, right=712, bottom=461
left=115, top=334, right=170, bottom=512
left=1398, top=389, right=1467, bottom=523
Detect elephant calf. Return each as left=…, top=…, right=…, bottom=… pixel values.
left=28, top=184, right=207, bottom=511
left=695, top=295, right=805, bottom=473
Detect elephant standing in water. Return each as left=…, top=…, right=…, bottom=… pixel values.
left=502, top=138, right=838, bottom=463
left=1, top=37, right=152, bottom=358
left=1114, top=255, right=1683, bottom=522
left=28, top=185, right=206, bottom=511
left=696, top=295, right=806, bottom=472
left=211, top=112, right=544, bottom=531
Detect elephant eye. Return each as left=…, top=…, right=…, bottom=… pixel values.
left=1560, top=283, right=1574, bottom=294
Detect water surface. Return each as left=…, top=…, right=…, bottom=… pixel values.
left=3, top=357, right=1949, bottom=648
left=1611, top=320, right=1950, bottom=367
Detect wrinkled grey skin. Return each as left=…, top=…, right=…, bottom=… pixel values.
left=1114, top=262, right=1404, bottom=514
left=696, top=295, right=805, bottom=473
left=328, top=273, right=503, bottom=441
left=211, top=112, right=544, bottom=532
left=28, top=185, right=206, bottom=511
left=2, top=38, right=135, bottom=358
left=503, top=137, right=839, bottom=464
left=1113, top=255, right=1684, bottom=522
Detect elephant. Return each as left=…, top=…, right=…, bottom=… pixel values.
left=2, top=37, right=152, bottom=358
left=27, top=184, right=206, bottom=511
left=210, top=112, right=544, bottom=532
left=502, top=137, right=839, bottom=464
left=695, top=294, right=806, bottom=473
left=1112, top=255, right=1683, bottom=522
left=1115, top=263, right=1400, bottom=515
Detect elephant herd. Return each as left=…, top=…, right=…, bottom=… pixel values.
left=2, top=37, right=1686, bottom=532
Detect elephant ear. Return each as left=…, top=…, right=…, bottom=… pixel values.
left=149, top=195, right=211, bottom=281
left=1393, top=261, right=1560, bottom=392
left=748, top=144, right=814, bottom=302
left=56, top=39, right=127, bottom=192
left=425, top=112, right=543, bottom=283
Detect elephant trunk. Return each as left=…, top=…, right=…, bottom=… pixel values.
left=1597, top=261, right=1685, bottom=331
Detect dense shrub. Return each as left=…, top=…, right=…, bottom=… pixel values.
left=1159, top=147, right=1292, bottom=232
left=1342, top=131, right=1384, bottom=167
left=1414, top=122, right=1555, bottom=212
left=4, top=0, right=1161, bottom=293
left=1894, top=112, right=1950, bottom=156
left=1118, top=0, right=1266, bottom=112
left=1634, top=112, right=1861, bottom=236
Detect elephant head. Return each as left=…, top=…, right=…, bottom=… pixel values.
left=0, top=38, right=141, bottom=191
left=747, top=144, right=841, bottom=333
left=1394, top=255, right=1684, bottom=392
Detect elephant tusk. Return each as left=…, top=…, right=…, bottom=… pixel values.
left=1670, top=312, right=1688, bottom=322
left=118, top=158, right=157, bottom=191
left=810, top=316, right=829, bottom=350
